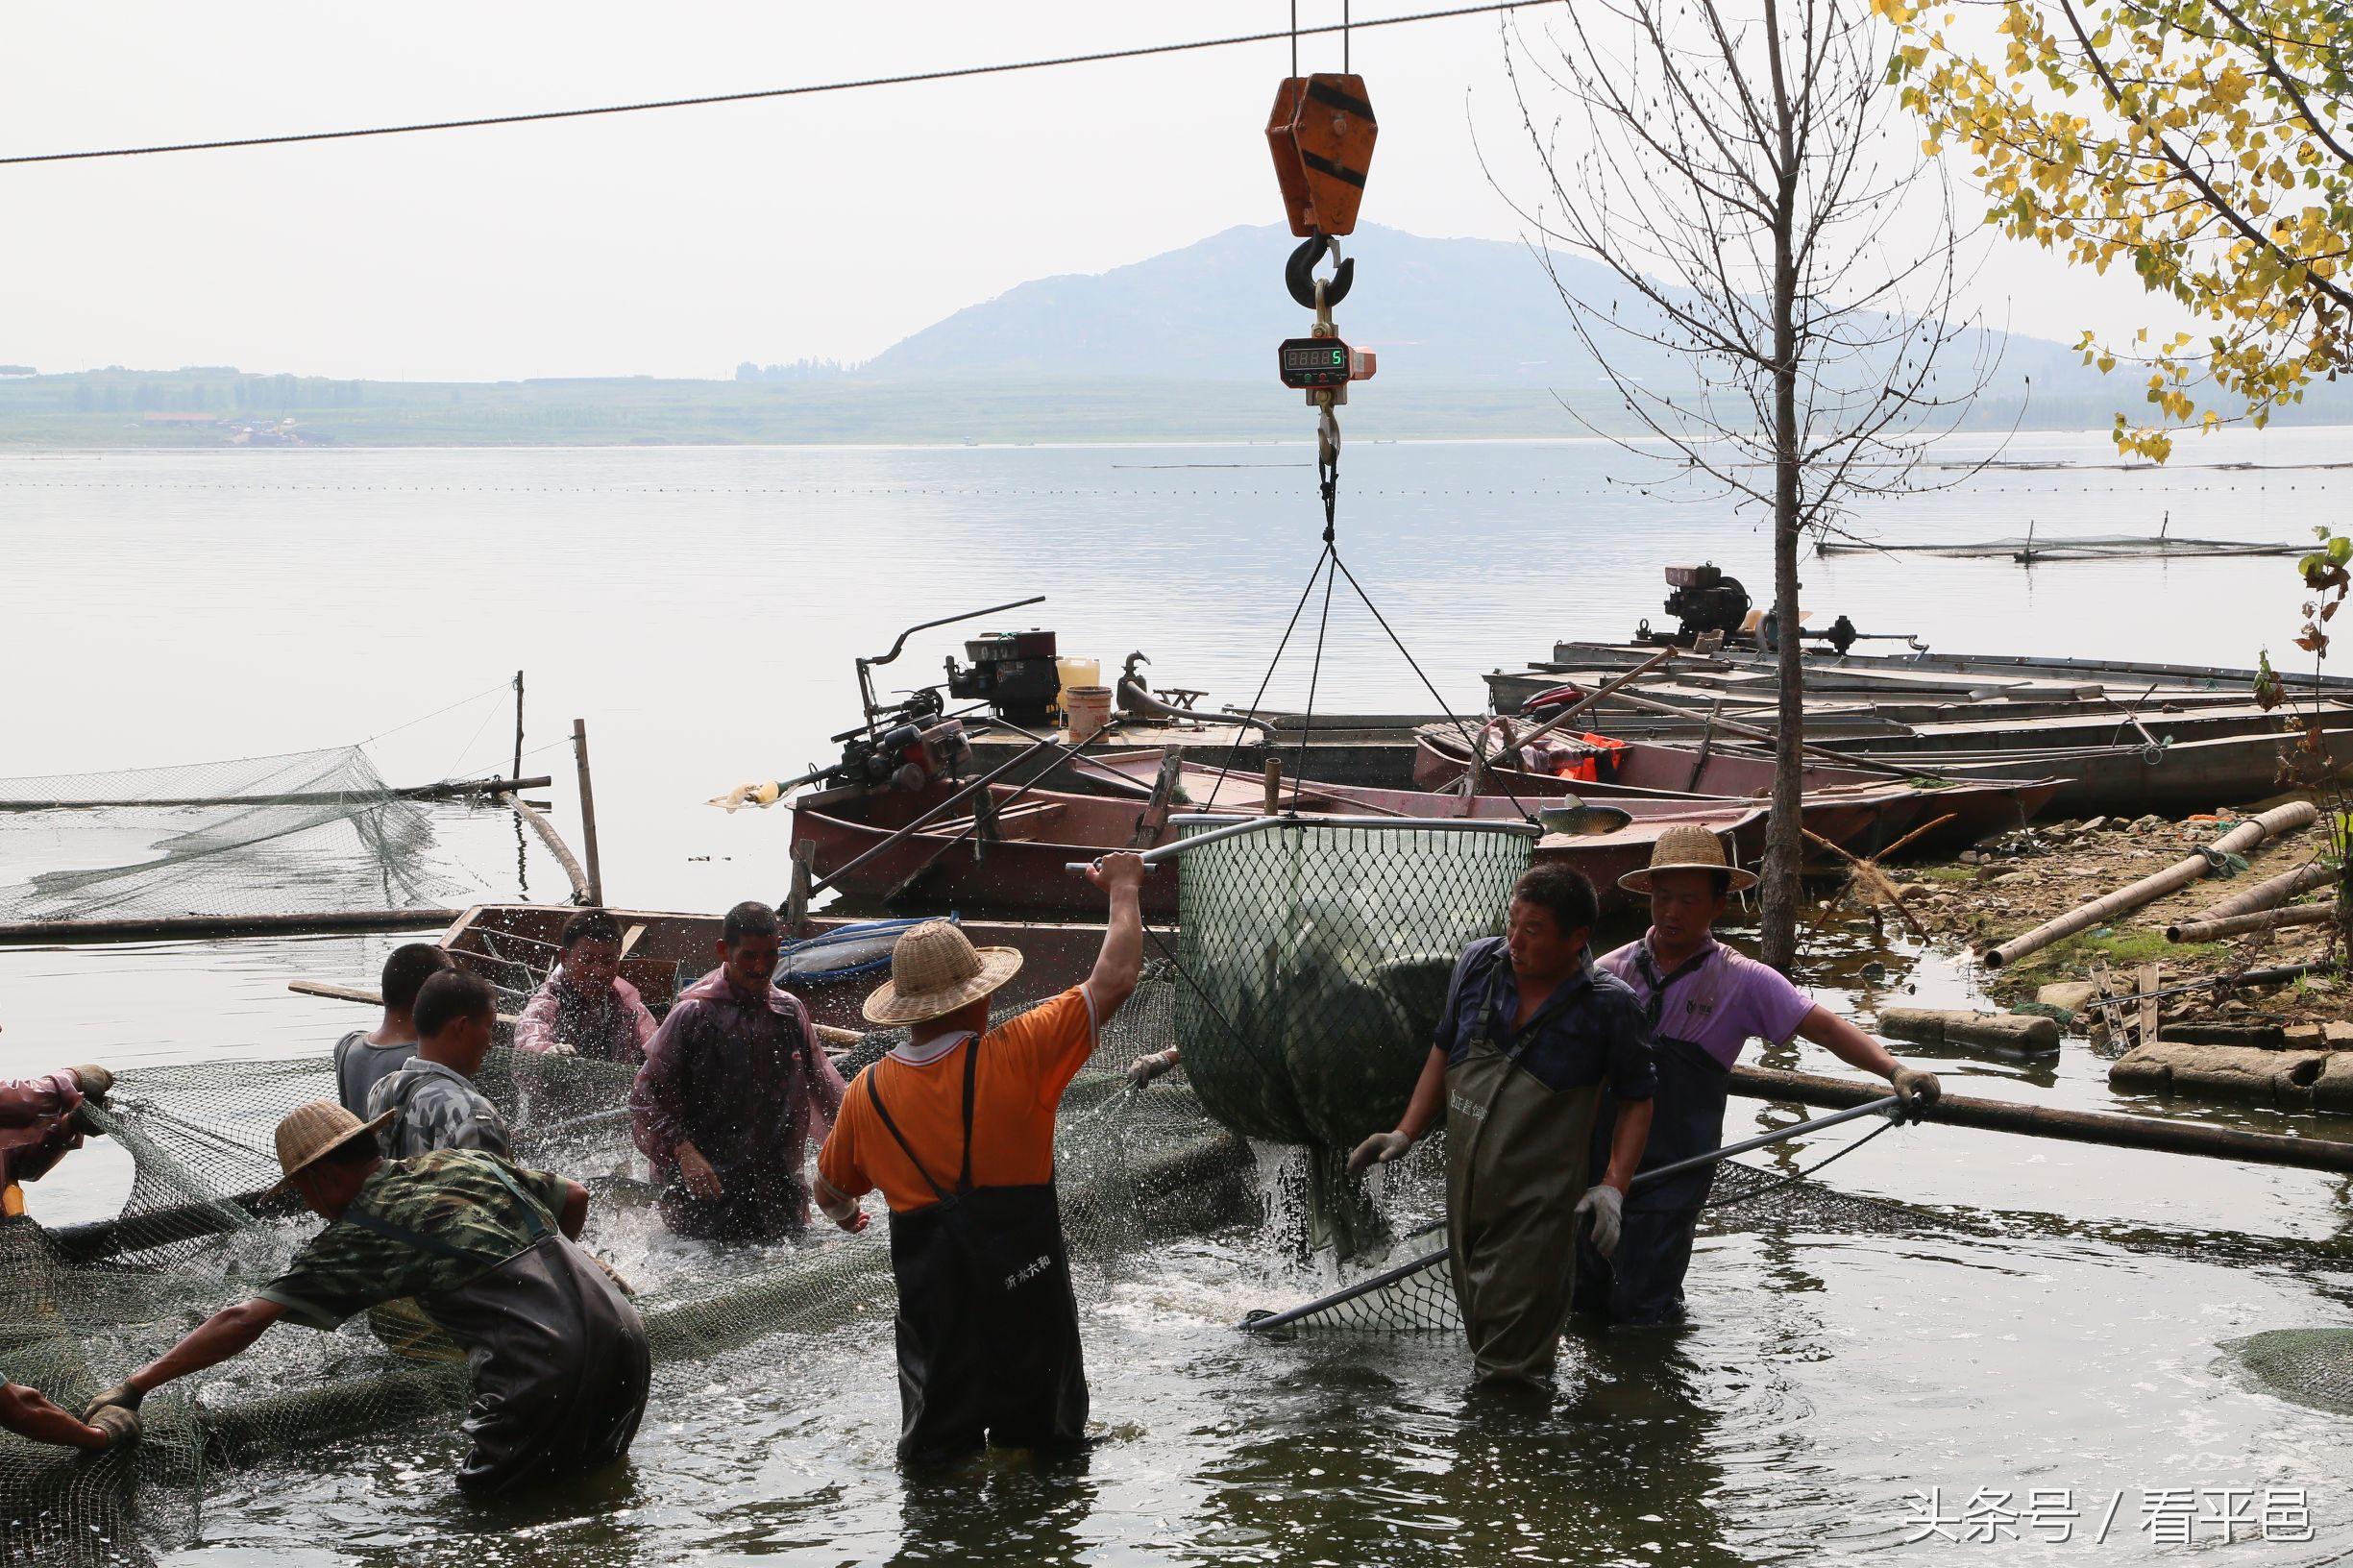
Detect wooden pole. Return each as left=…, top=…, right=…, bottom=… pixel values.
left=1263, top=758, right=1283, bottom=816
left=1595, top=688, right=1949, bottom=782
left=2168, top=902, right=2336, bottom=943
left=1480, top=647, right=1680, bottom=762
left=573, top=719, right=604, bottom=907
left=0, top=774, right=550, bottom=813
left=511, top=670, right=526, bottom=781
left=1983, top=800, right=2317, bottom=968
left=1728, top=1062, right=2353, bottom=1173
left=289, top=976, right=866, bottom=1044
left=0, top=908, right=459, bottom=946
left=501, top=793, right=592, bottom=903
left=2169, top=859, right=2336, bottom=936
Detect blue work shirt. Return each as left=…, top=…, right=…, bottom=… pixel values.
left=1437, top=937, right=1657, bottom=1099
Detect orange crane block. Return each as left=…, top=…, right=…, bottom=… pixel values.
left=1265, top=74, right=1377, bottom=237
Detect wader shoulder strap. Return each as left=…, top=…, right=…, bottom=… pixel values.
left=1633, top=944, right=1717, bottom=1032
left=343, top=1163, right=551, bottom=1262
left=1479, top=961, right=1589, bottom=1067
left=481, top=1163, right=552, bottom=1242
left=865, top=1037, right=979, bottom=1207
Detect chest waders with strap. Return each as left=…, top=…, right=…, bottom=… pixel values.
left=1580, top=943, right=1730, bottom=1327
left=343, top=1165, right=650, bottom=1494
left=867, top=1037, right=1088, bottom=1464
left=1443, top=962, right=1605, bottom=1384
left=662, top=1010, right=821, bottom=1245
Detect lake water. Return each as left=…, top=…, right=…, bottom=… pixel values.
left=4, top=430, right=2353, bottom=1564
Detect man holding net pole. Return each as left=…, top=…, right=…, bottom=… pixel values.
left=1348, top=864, right=1655, bottom=1385
left=1582, top=826, right=1942, bottom=1328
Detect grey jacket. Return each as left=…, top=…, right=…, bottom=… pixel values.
left=365, top=1058, right=513, bottom=1162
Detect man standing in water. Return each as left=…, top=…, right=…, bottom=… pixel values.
left=1348, top=864, right=1654, bottom=1385
left=514, top=909, right=657, bottom=1064
left=333, top=943, right=452, bottom=1115
left=813, top=853, right=1146, bottom=1463
left=1583, top=826, right=1942, bottom=1327
left=631, top=901, right=846, bottom=1242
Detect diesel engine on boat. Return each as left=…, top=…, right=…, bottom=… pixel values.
left=1644, top=562, right=1752, bottom=647
left=944, top=628, right=1061, bottom=724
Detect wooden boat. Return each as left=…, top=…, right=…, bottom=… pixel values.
left=437, top=902, right=1109, bottom=1038
left=1406, top=730, right=2057, bottom=855
left=790, top=771, right=1799, bottom=919
left=1548, top=638, right=2353, bottom=696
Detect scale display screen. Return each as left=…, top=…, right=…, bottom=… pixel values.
left=1278, top=336, right=1353, bottom=389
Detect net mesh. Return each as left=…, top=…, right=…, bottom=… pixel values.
left=0, top=747, right=458, bottom=922
left=0, top=978, right=1252, bottom=1565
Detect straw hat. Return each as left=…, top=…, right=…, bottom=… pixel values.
left=1618, top=822, right=1759, bottom=894
left=862, top=919, right=1025, bottom=1026
left=272, top=1100, right=392, bottom=1190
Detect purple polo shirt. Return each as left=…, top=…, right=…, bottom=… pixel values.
left=1596, top=934, right=1814, bottom=1069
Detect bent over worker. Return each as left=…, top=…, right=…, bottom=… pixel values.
left=83, top=1101, right=649, bottom=1495
left=1349, top=864, right=1654, bottom=1385
left=1581, top=825, right=1943, bottom=1327
left=815, top=852, right=1147, bottom=1464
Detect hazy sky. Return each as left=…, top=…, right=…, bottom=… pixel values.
left=2, top=2, right=2179, bottom=381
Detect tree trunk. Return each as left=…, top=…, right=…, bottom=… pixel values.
left=1760, top=135, right=1804, bottom=972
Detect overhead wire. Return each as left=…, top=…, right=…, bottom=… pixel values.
left=0, top=1, right=1560, bottom=168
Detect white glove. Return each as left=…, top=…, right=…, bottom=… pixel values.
left=1346, top=1129, right=1413, bottom=1176
left=542, top=1041, right=577, bottom=1058
left=1126, top=1049, right=1178, bottom=1086
left=1576, top=1184, right=1625, bottom=1258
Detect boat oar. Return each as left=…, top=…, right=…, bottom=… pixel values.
left=1593, top=689, right=1951, bottom=783
left=1466, top=647, right=1680, bottom=788
left=1237, top=1094, right=1903, bottom=1332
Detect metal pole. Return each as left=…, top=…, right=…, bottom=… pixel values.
left=1063, top=813, right=1543, bottom=874
left=572, top=718, right=604, bottom=907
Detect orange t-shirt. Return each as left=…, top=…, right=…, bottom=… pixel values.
left=818, top=986, right=1098, bottom=1214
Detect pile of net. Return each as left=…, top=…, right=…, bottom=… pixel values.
left=0, top=747, right=460, bottom=923
left=0, top=979, right=1253, bottom=1565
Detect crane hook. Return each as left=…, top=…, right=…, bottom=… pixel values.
left=1286, top=233, right=1354, bottom=310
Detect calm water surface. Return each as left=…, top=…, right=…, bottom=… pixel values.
left=4, top=433, right=2353, bottom=1564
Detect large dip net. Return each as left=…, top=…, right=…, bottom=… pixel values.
left=1171, top=818, right=1532, bottom=1260
left=0, top=747, right=458, bottom=922
left=0, top=979, right=1253, bottom=1565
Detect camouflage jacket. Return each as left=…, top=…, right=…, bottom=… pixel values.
left=365, top=1059, right=513, bottom=1163
left=257, top=1148, right=571, bottom=1330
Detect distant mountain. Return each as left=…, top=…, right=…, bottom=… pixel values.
left=863, top=222, right=2095, bottom=398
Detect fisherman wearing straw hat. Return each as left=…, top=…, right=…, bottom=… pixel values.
left=1582, top=823, right=1942, bottom=1327
left=81, top=1100, right=650, bottom=1494
left=815, top=852, right=1148, bottom=1465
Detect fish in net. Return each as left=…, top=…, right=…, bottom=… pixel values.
left=1170, top=819, right=1532, bottom=1261
left=0, top=747, right=459, bottom=922
left=0, top=976, right=1256, bottom=1564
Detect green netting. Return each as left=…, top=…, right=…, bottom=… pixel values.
left=2224, top=1329, right=2353, bottom=1417
left=0, top=978, right=1253, bottom=1565
left=0, top=747, right=457, bottom=921
left=1172, top=820, right=1533, bottom=1149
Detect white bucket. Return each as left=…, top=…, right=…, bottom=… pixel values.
left=1063, top=685, right=1115, bottom=745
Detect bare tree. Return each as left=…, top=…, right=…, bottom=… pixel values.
left=1485, top=0, right=2002, bottom=969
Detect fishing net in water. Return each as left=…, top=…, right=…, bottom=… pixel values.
left=0, top=977, right=1253, bottom=1565
left=1171, top=819, right=1532, bottom=1260
left=0, top=747, right=459, bottom=923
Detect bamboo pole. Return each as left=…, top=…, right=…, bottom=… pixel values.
left=289, top=976, right=865, bottom=1044
left=2169, top=859, right=2337, bottom=937
left=0, top=908, right=459, bottom=946
left=573, top=719, right=604, bottom=907
left=1482, top=647, right=1680, bottom=762
left=1982, top=801, right=2317, bottom=968
left=1728, top=1062, right=2353, bottom=1173
left=511, top=670, right=526, bottom=781
left=0, top=774, right=551, bottom=812
left=500, top=793, right=592, bottom=903
left=2168, top=902, right=2337, bottom=943
left=1263, top=758, right=1283, bottom=815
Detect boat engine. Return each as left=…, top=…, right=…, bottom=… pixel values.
left=944, top=629, right=1061, bottom=725
left=1637, top=563, right=1751, bottom=647
left=830, top=705, right=969, bottom=793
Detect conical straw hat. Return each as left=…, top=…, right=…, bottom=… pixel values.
left=862, top=919, right=1025, bottom=1026
left=272, top=1099, right=393, bottom=1190
left=1618, top=822, right=1758, bottom=894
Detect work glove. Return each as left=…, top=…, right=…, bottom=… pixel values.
left=541, top=1041, right=577, bottom=1059
left=79, top=1384, right=142, bottom=1423
left=1126, top=1049, right=1178, bottom=1087
left=1890, top=1065, right=1943, bottom=1115
left=1575, top=1184, right=1625, bottom=1259
left=87, top=1406, right=141, bottom=1448
left=69, top=1066, right=113, bottom=1105
left=1346, top=1129, right=1413, bottom=1177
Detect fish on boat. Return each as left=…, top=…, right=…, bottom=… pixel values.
left=1405, top=729, right=2057, bottom=855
